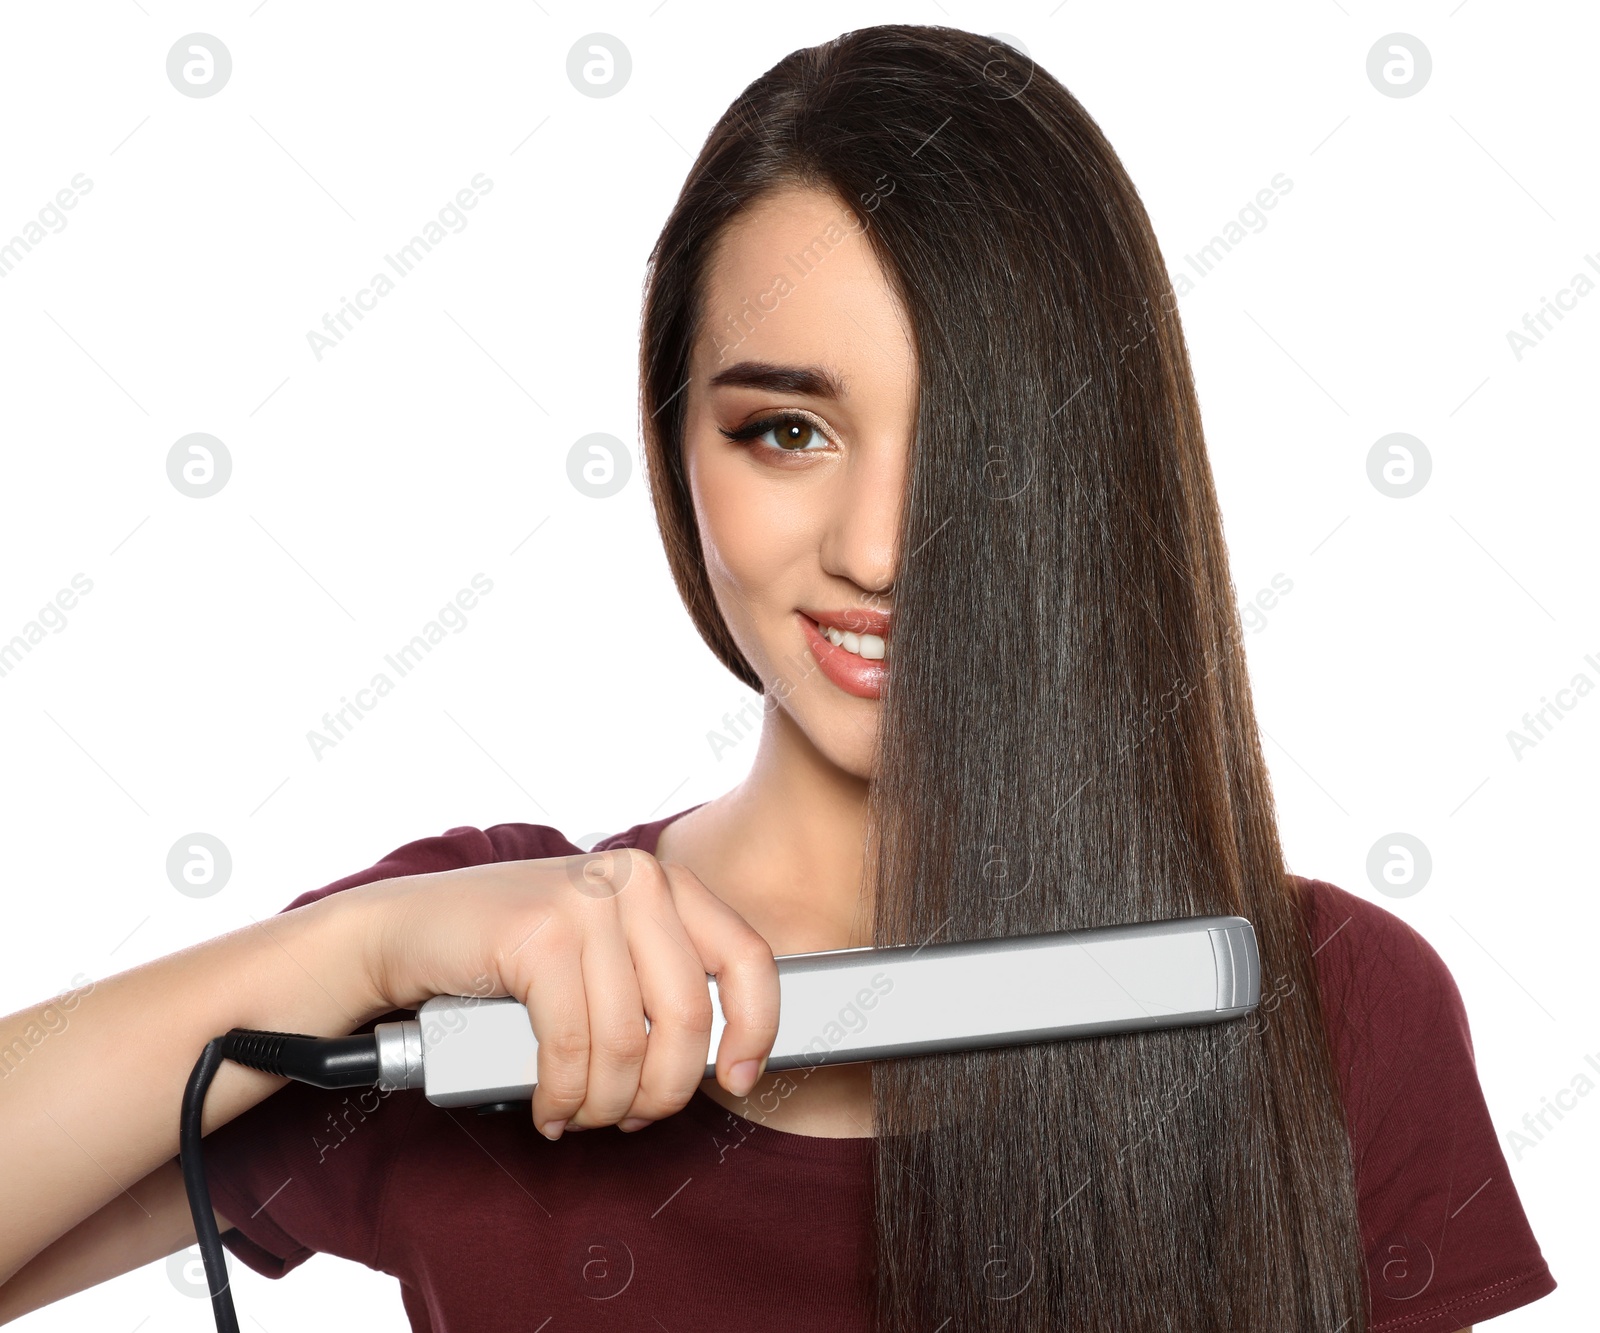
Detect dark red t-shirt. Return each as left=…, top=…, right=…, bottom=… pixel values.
left=201, top=806, right=1557, bottom=1331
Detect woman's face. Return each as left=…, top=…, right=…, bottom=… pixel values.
left=681, top=183, right=916, bottom=781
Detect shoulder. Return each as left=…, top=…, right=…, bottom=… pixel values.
left=279, top=821, right=584, bottom=914
left=1290, top=872, right=1450, bottom=977
left=1288, top=875, right=1558, bottom=1329
left=1289, top=874, right=1473, bottom=1063
left=1288, top=873, right=1483, bottom=1150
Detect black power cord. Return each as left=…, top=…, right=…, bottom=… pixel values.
left=179, top=1029, right=385, bottom=1333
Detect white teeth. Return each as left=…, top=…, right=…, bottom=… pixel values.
left=819, top=622, right=887, bottom=661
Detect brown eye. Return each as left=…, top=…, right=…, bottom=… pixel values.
left=774, top=420, right=815, bottom=450
left=717, top=411, right=833, bottom=454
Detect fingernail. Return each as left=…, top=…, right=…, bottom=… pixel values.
left=566, top=1123, right=589, bottom=1132
left=541, top=1119, right=567, bottom=1140
left=618, top=1116, right=651, bottom=1132
left=729, top=1058, right=762, bottom=1096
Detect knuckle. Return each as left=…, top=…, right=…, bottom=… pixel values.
left=724, top=982, right=780, bottom=1034
left=734, top=1010, right=781, bottom=1041
left=563, top=849, right=630, bottom=902
left=623, top=848, right=669, bottom=896
left=531, top=913, right=579, bottom=954
left=729, top=933, right=778, bottom=976
left=661, top=989, right=715, bottom=1035
left=591, top=1022, right=649, bottom=1069
left=632, top=1076, right=697, bottom=1119
left=535, top=1069, right=588, bottom=1111
left=539, top=1028, right=590, bottom=1067
left=499, top=917, right=575, bottom=987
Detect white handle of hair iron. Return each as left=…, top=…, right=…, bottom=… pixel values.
left=372, top=914, right=1260, bottom=1109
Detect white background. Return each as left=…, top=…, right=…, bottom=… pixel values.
left=1, top=2, right=1593, bottom=1329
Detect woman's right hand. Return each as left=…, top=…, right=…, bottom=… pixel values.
left=354, top=847, right=779, bottom=1140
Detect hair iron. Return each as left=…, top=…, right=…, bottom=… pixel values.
left=180, top=913, right=1259, bottom=1332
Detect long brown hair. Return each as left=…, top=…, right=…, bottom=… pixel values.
left=638, top=24, right=1367, bottom=1332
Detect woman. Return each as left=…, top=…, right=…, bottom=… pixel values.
left=0, top=24, right=1555, bottom=1333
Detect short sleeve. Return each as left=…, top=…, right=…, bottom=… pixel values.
left=1301, top=879, right=1558, bottom=1332
left=204, top=1043, right=426, bottom=1277
left=202, top=821, right=579, bottom=1278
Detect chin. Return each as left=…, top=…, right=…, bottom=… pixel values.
left=741, top=621, right=884, bottom=779
left=794, top=701, right=881, bottom=781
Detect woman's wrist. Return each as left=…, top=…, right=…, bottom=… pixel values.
left=280, top=876, right=414, bottom=1028
left=336, top=873, right=431, bottom=1019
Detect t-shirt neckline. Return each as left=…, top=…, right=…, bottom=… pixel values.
left=589, top=800, right=707, bottom=858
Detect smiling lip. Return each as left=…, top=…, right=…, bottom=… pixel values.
left=796, top=608, right=890, bottom=700
left=797, top=606, right=892, bottom=638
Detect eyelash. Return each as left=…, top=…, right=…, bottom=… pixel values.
left=717, top=410, right=836, bottom=456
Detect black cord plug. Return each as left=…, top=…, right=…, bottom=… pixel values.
left=179, top=1028, right=384, bottom=1333
left=220, top=1028, right=382, bottom=1089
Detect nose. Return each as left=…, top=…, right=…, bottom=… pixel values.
left=817, top=432, right=906, bottom=598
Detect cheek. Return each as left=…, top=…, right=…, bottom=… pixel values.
left=693, top=452, right=816, bottom=600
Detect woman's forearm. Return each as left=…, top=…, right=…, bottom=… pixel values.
left=0, top=885, right=392, bottom=1286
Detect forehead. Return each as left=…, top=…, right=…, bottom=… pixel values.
left=691, top=183, right=914, bottom=388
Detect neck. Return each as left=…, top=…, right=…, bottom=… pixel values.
left=667, top=701, right=875, bottom=956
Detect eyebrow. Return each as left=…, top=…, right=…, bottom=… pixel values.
left=707, top=360, right=847, bottom=400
